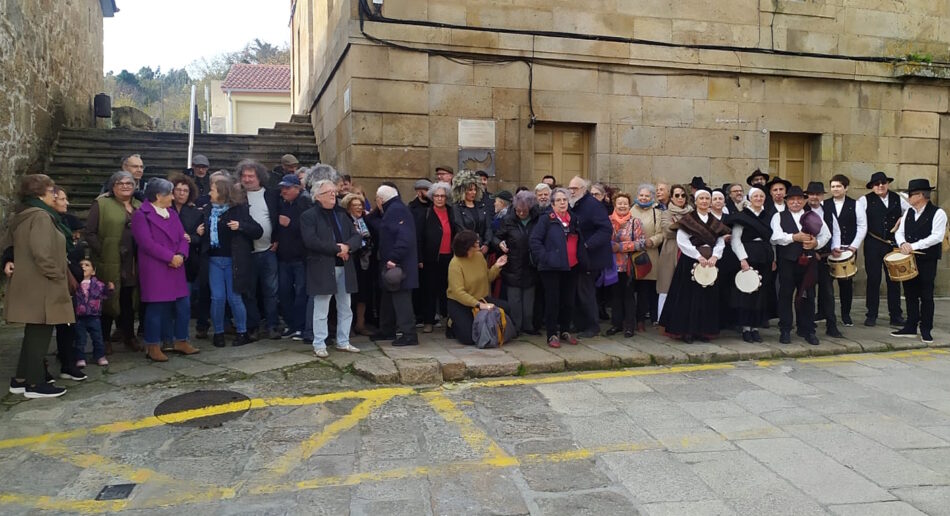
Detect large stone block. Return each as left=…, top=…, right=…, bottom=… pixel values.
left=532, top=64, right=599, bottom=93
left=429, top=84, right=492, bottom=118
left=551, top=10, right=637, bottom=37
left=900, top=138, right=940, bottom=164
left=492, top=88, right=529, bottom=119
left=350, top=78, right=428, bottom=114
left=672, top=19, right=759, bottom=47
left=899, top=111, right=940, bottom=138
left=608, top=154, right=654, bottom=186
left=598, top=72, right=635, bottom=96
left=531, top=90, right=607, bottom=124
left=692, top=100, right=741, bottom=130
left=465, top=5, right=553, bottom=31
left=707, top=76, right=765, bottom=103
left=473, top=61, right=528, bottom=89
left=634, top=17, right=673, bottom=42
left=642, top=97, right=694, bottom=127
left=765, top=77, right=859, bottom=109
left=667, top=75, right=709, bottom=100
left=382, top=114, right=429, bottom=147
left=381, top=0, right=428, bottom=19
left=632, top=75, right=669, bottom=98
left=838, top=34, right=886, bottom=57
left=902, top=84, right=949, bottom=113
left=663, top=127, right=734, bottom=158
left=349, top=112, right=382, bottom=145
left=845, top=7, right=903, bottom=38
left=897, top=164, right=938, bottom=187
left=429, top=57, right=474, bottom=86
left=617, top=125, right=665, bottom=155
left=672, top=0, right=759, bottom=25
left=785, top=30, right=839, bottom=54
left=349, top=145, right=430, bottom=178
left=349, top=46, right=428, bottom=82
left=651, top=155, right=711, bottom=185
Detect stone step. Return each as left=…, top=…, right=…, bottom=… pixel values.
left=56, top=129, right=316, bottom=146
left=289, top=114, right=310, bottom=124
left=265, top=122, right=315, bottom=134
left=49, top=150, right=319, bottom=167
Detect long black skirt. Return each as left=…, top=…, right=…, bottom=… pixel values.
left=658, top=256, right=720, bottom=337
left=732, top=260, right=772, bottom=328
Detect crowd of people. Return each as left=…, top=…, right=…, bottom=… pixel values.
left=2, top=153, right=946, bottom=398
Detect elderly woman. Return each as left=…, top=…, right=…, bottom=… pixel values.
left=658, top=187, right=731, bottom=343
left=711, top=189, right=740, bottom=331
left=628, top=184, right=664, bottom=329
left=3, top=175, right=74, bottom=397
left=730, top=186, right=773, bottom=342
left=494, top=190, right=540, bottom=334
left=131, top=179, right=199, bottom=361
left=656, top=184, right=692, bottom=322
left=446, top=230, right=511, bottom=345
left=340, top=192, right=375, bottom=336
left=85, top=171, right=143, bottom=354
left=416, top=181, right=455, bottom=333
left=607, top=193, right=646, bottom=338
left=196, top=178, right=262, bottom=347
left=451, top=170, right=492, bottom=254
left=529, top=187, right=586, bottom=348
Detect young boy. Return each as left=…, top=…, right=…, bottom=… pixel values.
left=74, top=259, right=114, bottom=367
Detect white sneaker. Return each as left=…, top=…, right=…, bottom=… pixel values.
left=335, top=343, right=361, bottom=353
left=313, top=348, right=329, bottom=358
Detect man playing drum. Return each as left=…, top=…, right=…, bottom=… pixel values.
left=857, top=171, right=910, bottom=327
left=771, top=186, right=831, bottom=345
left=823, top=174, right=866, bottom=326
left=805, top=182, right=844, bottom=339
left=891, top=179, right=946, bottom=344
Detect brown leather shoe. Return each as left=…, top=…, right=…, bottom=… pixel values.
left=145, top=346, right=168, bottom=362
left=173, top=340, right=200, bottom=355
left=124, top=337, right=143, bottom=352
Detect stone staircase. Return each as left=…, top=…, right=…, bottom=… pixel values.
left=46, top=114, right=318, bottom=215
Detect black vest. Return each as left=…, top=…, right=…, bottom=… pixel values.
left=864, top=192, right=902, bottom=245
left=904, top=202, right=942, bottom=261
left=777, top=210, right=804, bottom=261
left=805, top=205, right=835, bottom=253
left=738, top=209, right=774, bottom=263
left=823, top=196, right=857, bottom=245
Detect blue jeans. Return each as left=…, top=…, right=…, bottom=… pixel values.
left=312, top=266, right=352, bottom=351
left=244, top=250, right=279, bottom=331
left=209, top=256, right=247, bottom=334
left=278, top=260, right=307, bottom=332
left=144, top=296, right=190, bottom=345
left=74, top=316, right=105, bottom=360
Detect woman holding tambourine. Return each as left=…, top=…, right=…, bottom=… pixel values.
left=658, top=187, right=731, bottom=343
left=729, top=186, right=774, bottom=343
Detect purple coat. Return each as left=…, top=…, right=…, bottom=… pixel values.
left=130, top=202, right=190, bottom=302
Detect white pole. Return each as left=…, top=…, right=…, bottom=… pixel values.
left=205, top=84, right=211, bottom=133
left=187, top=84, right=196, bottom=168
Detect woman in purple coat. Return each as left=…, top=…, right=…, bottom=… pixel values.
left=131, top=179, right=200, bottom=362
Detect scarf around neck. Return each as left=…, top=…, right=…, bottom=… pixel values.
left=209, top=203, right=229, bottom=248
left=25, top=197, right=74, bottom=253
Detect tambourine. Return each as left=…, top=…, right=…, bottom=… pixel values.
left=734, top=268, right=762, bottom=293
left=691, top=263, right=718, bottom=288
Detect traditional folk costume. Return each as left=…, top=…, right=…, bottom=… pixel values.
left=712, top=190, right=739, bottom=330
left=729, top=192, right=774, bottom=342
left=804, top=182, right=844, bottom=338
left=822, top=191, right=866, bottom=326
left=857, top=171, right=910, bottom=326
left=658, top=206, right=730, bottom=342
left=892, top=179, right=947, bottom=344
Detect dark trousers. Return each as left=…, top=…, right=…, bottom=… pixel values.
left=610, top=273, right=637, bottom=331
left=836, top=277, right=854, bottom=321
left=540, top=269, right=578, bottom=338
left=278, top=260, right=307, bottom=332
left=54, top=323, right=76, bottom=369
left=864, top=240, right=903, bottom=320
left=101, top=285, right=135, bottom=340
left=420, top=254, right=452, bottom=324
left=904, top=257, right=937, bottom=333
left=447, top=297, right=510, bottom=345
left=74, top=316, right=105, bottom=360
left=816, top=260, right=839, bottom=332
left=574, top=269, right=599, bottom=332
left=16, top=324, right=54, bottom=385
left=777, top=260, right=816, bottom=335
left=195, top=271, right=211, bottom=332
left=633, top=279, right=656, bottom=323
left=380, top=289, right=416, bottom=337
left=244, top=250, right=280, bottom=331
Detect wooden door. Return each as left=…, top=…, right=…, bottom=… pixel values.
left=768, top=133, right=812, bottom=187
left=533, top=124, right=589, bottom=186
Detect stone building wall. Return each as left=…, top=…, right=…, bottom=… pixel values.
left=0, top=0, right=104, bottom=221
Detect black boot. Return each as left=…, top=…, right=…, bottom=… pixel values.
left=212, top=334, right=226, bottom=348
left=233, top=333, right=252, bottom=347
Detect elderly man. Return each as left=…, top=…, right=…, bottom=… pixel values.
left=300, top=179, right=362, bottom=357
left=238, top=159, right=282, bottom=340
left=892, top=178, right=946, bottom=344
left=655, top=182, right=670, bottom=211
left=407, top=178, right=432, bottom=323
left=275, top=174, right=313, bottom=341
left=535, top=183, right=552, bottom=212
left=857, top=171, right=910, bottom=327
left=727, top=183, right=745, bottom=214
left=435, top=165, right=455, bottom=185
left=268, top=154, right=300, bottom=188
left=186, top=154, right=211, bottom=206
left=374, top=185, right=420, bottom=346
left=568, top=176, right=614, bottom=337
left=771, top=186, right=830, bottom=346
left=805, top=181, right=844, bottom=339
left=101, top=154, right=147, bottom=201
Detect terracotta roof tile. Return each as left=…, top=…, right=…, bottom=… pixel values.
left=221, top=63, right=290, bottom=92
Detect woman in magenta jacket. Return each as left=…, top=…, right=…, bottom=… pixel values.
left=130, top=178, right=200, bottom=362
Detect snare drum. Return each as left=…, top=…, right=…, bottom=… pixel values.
left=827, top=249, right=857, bottom=279
left=734, top=269, right=762, bottom=293
left=884, top=250, right=918, bottom=282
left=691, top=263, right=718, bottom=288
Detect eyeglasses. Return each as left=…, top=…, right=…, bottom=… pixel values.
left=116, top=181, right=135, bottom=187
left=432, top=194, right=446, bottom=199
left=672, top=193, right=686, bottom=198
left=871, top=181, right=888, bottom=187
left=318, top=190, right=337, bottom=196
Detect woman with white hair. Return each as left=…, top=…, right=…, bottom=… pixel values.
left=417, top=181, right=455, bottom=333
left=629, top=183, right=664, bottom=330
left=494, top=190, right=541, bottom=334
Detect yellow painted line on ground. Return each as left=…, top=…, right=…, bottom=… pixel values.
left=457, top=363, right=737, bottom=389
left=0, top=492, right=128, bottom=513
left=421, top=391, right=516, bottom=467
left=32, top=443, right=180, bottom=485
left=755, top=348, right=948, bottom=367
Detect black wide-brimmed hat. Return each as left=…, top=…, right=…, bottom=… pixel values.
left=903, top=178, right=936, bottom=193
left=805, top=181, right=826, bottom=195
left=690, top=176, right=706, bottom=189
left=765, top=176, right=791, bottom=191
left=785, top=185, right=806, bottom=198
left=746, top=168, right=770, bottom=186
left=865, top=171, right=894, bottom=189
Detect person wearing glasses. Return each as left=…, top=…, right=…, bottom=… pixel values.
left=446, top=230, right=511, bottom=345
left=857, top=171, right=910, bottom=327
left=567, top=176, right=613, bottom=338
left=417, top=182, right=455, bottom=334
left=891, top=179, right=945, bottom=344
left=85, top=171, right=143, bottom=354
left=656, top=184, right=692, bottom=322
left=100, top=154, right=148, bottom=202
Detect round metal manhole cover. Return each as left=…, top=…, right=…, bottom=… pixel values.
left=154, top=390, right=251, bottom=428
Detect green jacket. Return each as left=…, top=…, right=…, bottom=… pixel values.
left=86, top=195, right=141, bottom=317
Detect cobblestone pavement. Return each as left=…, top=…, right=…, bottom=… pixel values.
left=2, top=326, right=950, bottom=515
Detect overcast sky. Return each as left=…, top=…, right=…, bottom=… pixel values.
left=103, top=0, right=291, bottom=74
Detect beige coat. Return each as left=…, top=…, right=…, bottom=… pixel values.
left=656, top=206, right=693, bottom=293
left=629, top=205, right=664, bottom=281
left=2, top=207, right=75, bottom=325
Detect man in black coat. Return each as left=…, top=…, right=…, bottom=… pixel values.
left=408, top=178, right=432, bottom=324
left=374, top=185, right=419, bottom=346
left=568, top=176, right=614, bottom=337
left=300, top=179, right=363, bottom=357
left=275, top=174, right=314, bottom=341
